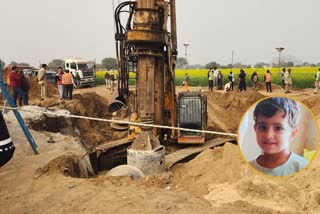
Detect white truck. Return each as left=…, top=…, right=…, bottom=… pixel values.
left=65, top=58, right=96, bottom=87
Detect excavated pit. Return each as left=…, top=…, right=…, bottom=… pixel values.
left=35, top=154, right=96, bottom=179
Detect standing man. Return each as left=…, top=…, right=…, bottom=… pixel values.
left=62, top=69, right=74, bottom=100
left=56, top=67, right=64, bottom=99
left=20, top=71, right=30, bottom=105
left=228, top=71, right=234, bottom=91
left=9, top=66, right=27, bottom=106
left=314, top=68, right=320, bottom=94
left=105, top=71, right=110, bottom=89
left=239, top=69, right=247, bottom=92
left=284, top=68, right=293, bottom=93
left=184, top=72, right=190, bottom=92
left=251, top=71, right=259, bottom=90
left=208, top=68, right=214, bottom=91
left=264, top=70, right=272, bottom=93
left=38, top=64, right=47, bottom=100
left=110, top=72, right=116, bottom=92
left=281, top=68, right=286, bottom=90
left=217, top=70, right=223, bottom=90
left=213, top=67, right=219, bottom=88
left=75, top=72, right=81, bottom=89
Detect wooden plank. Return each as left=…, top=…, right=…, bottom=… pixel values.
left=165, top=138, right=236, bottom=169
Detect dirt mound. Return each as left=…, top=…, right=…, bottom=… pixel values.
left=171, top=143, right=246, bottom=196
left=34, top=154, right=77, bottom=178
left=302, top=96, right=320, bottom=118
left=204, top=91, right=265, bottom=135
left=171, top=142, right=320, bottom=213
left=60, top=92, right=127, bottom=146
left=61, top=93, right=112, bottom=146
left=28, top=77, right=58, bottom=101
left=34, top=153, right=95, bottom=178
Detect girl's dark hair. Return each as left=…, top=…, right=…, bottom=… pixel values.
left=253, top=97, right=300, bottom=128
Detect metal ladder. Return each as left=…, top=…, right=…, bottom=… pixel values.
left=0, top=62, right=38, bottom=154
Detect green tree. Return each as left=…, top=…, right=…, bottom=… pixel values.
left=102, top=57, right=118, bottom=70
left=18, top=62, right=30, bottom=66
left=10, top=61, right=18, bottom=66
left=176, top=57, right=188, bottom=69
left=48, top=59, right=65, bottom=69
left=205, top=61, right=220, bottom=69
left=287, top=61, right=294, bottom=67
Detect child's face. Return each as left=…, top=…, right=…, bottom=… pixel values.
left=254, top=111, right=298, bottom=154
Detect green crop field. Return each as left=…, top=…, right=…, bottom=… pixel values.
left=96, top=67, right=319, bottom=89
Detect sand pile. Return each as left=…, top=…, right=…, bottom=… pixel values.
left=34, top=154, right=77, bottom=178
left=61, top=92, right=126, bottom=146
left=0, top=77, right=58, bottom=105
left=27, top=77, right=58, bottom=101
left=171, top=143, right=246, bottom=196
left=171, top=142, right=320, bottom=213
left=302, top=96, right=320, bottom=120
left=204, top=91, right=265, bottom=135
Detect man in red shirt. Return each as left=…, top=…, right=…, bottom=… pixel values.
left=9, top=66, right=27, bottom=106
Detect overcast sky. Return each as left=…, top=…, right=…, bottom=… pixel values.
left=0, top=0, right=319, bottom=67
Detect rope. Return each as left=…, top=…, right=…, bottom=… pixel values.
left=0, top=105, right=238, bottom=137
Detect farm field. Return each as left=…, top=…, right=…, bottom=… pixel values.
left=96, top=67, right=319, bottom=88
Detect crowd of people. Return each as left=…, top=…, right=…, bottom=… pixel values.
left=4, top=64, right=320, bottom=107
left=205, top=67, right=320, bottom=94
left=4, top=64, right=83, bottom=106
left=38, top=64, right=76, bottom=101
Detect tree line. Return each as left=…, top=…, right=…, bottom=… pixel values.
left=2, top=56, right=320, bottom=71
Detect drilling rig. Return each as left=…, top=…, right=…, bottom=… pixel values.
left=106, top=0, right=208, bottom=175
left=111, top=0, right=207, bottom=143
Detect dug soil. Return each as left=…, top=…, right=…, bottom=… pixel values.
left=1, top=85, right=320, bottom=214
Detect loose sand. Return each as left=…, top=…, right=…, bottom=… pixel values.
left=1, top=85, right=320, bottom=214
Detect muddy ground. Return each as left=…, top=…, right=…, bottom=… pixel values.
left=1, top=81, right=320, bottom=214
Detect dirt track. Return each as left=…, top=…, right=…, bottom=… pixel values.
left=1, top=84, right=320, bottom=214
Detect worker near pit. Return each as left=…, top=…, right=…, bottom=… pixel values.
left=75, top=72, right=81, bottom=89
left=55, top=67, right=64, bottom=99
left=251, top=71, right=259, bottom=90
left=110, top=72, right=117, bottom=92
left=208, top=68, right=214, bottom=91
left=224, top=81, right=231, bottom=92
left=19, top=70, right=30, bottom=105
left=37, top=64, right=48, bottom=100
left=228, top=71, right=234, bottom=91
left=9, top=66, right=27, bottom=106
left=238, top=69, right=247, bottom=92
left=213, top=67, right=219, bottom=87
left=0, top=111, right=15, bottom=167
left=62, top=69, right=74, bottom=100
left=105, top=71, right=111, bottom=89
left=183, top=72, right=190, bottom=92
left=314, top=68, right=320, bottom=94
left=217, top=70, right=223, bottom=90
left=284, top=68, right=293, bottom=93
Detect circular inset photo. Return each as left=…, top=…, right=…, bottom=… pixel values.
left=238, top=96, right=319, bottom=177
